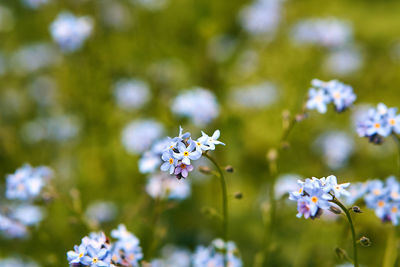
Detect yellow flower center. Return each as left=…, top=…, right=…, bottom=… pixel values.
left=170, top=145, right=174, bottom=149
left=392, top=192, right=399, bottom=198
left=299, top=188, right=303, bottom=193
left=374, top=123, right=381, bottom=129
left=333, top=92, right=341, bottom=99
left=92, top=258, right=98, bottom=263
left=169, top=158, right=174, bottom=164
left=197, top=142, right=201, bottom=146
left=181, top=164, right=186, bottom=169
left=315, top=95, right=322, bottom=102
left=392, top=206, right=398, bottom=213
left=311, top=196, right=318, bottom=203
left=378, top=200, right=385, bottom=207
left=79, top=253, right=83, bottom=258
left=373, top=189, right=381, bottom=196
left=390, top=119, right=396, bottom=126
left=183, top=151, right=189, bottom=156
left=17, top=183, right=25, bottom=191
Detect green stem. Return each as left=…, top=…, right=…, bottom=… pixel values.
left=204, top=153, right=228, bottom=267
left=332, top=198, right=359, bottom=267
left=392, top=134, right=400, bottom=177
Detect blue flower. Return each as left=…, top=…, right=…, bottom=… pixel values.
left=326, top=81, right=356, bottom=112
left=306, top=88, right=331, bottom=113
left=111, top=224, right=143, bottom=266
left=67, top=244, right=87, bottom=265
left=160, top=151, right=177, bottom=174
left=80, top=246, right=110, bottom=267
left=173, top=140, right=202, bottom=165
left=326, top=175, right=350, bottom=198
left=197, top=130, right=225, bottom=151
left=50, top=12, right=93, bottom=52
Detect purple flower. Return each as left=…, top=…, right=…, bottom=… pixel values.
left=174, top=163, right=194, bottom=179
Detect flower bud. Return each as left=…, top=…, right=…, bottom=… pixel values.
left=234, top=192, right=243, bottom=199
left=352, top=206, right=362, bottom=213
left=267, top=149, right=278, bottom=162
left=359, top=236, right=371, bottom=247
left=225, top=165, right=234, bottom=173
left=198, top=166, right=212, bottom=175
left=329, top=206, right=342, bottom=215
left=335, top=247, right=348, bottom=260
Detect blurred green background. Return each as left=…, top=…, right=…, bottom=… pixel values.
left=1, top=0, right=400, bottom=266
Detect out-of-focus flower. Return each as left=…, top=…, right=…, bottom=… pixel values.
left=9, top=205, right=44, bottom=226
left=346, top=177, right=400, bottom=225
left=150, top=245, right=191, bottom=267
left=239, top=0, right=283, bottom=38
left=0, top=257, right=39, bottom=267
left=192, top=238, right=242, bottom=267
left=0, top=214, right=28, bottom=239
left=21, top=0, right=50, bottom=9
left=121, top=119, right=164, bottom=155
left=171, top=88, right=219, bottom=126
left=146, top=172, right=191, bottom=200
left=230, top=82, right=278, bottom=109
left=6, top=164, right=53, bottom=201
left=111, top=224, right=143, bottom=266
left=50, top=12, right=93, bottom=52
left=85, top=201, right=117, bottom=223
left=289, top=175, right=349, bottom=219
left=306, top=79, right=356, bottom=113
left=113, top=79, right=151, bottom=110
left=313, top=131, right=355, bottom=170
left=324, top=47, right=363, bottom=76
left=10, top=43, right=60, bottom=75
left=21, top=115, right=80, bottom=144
left=100, top=0, right=132, bottom=30
left=356, top=103, right=400, bottom=144
left=291, top=18, right=352, bottom=49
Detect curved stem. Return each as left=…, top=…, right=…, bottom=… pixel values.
left=332, top=198, right=359, bottom=267
left=204, top=153, right=228, bottom=267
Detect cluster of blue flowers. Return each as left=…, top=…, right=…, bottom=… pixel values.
left=67, top=224, right=143, bottom=267
left=306, top=79, right=356, bottom=113
left=159, top=127, right=225, bottom=179
left=192, top=238, right=242, bottom=267
left=50, top=12, right=93, bottom=52
left=346, top=177, right=400, bottom=225
left=289, top=175, right=350, bottom=219
left=0, top=164, right=52, bottom=239
left=356, top=103, right=400, bottom=144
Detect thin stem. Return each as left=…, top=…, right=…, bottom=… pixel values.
left=391, top=134, right=400, bottom=177
left=332, top=198, right=359, bottom=267
left=204, top=153, right=228, bottom=267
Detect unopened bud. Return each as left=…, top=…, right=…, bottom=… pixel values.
left=359, top=236, right=371, bottom=247
left=281, top=141, right=290, bottom=149
left=296, top=113, right=307, bottom=122
left=225, top=165, right=234, bottom=173
left=329, top=206, right=342, bottom=215
left=352, top=206, right=362, bottom=213
left=234, top=192, right=243, bottom=199
left=267, top=149, right=278, bottom=162
left=199, top=166, right=212, bottom=175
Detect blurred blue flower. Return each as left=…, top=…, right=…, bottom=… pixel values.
left=146, top=172, right=191, bottom=200
left=193, top=238, right=242, bottom=267
left=150, top=245, right=191, bottom=267
left=121, top=119, right=164, bottom=155
left=86, top=201, right=117, bottom=224
left=50, top=12, right=93, bottom=52
left=111, top=224, right=143, bottom=266
left=9, top=205, right=44, bottom=226
left=230, top=82, right=279, bottom=109
left=291, top=18, right=352, bottom=49
left=0, top=257, right=39, bottom=267
left=171, top=88, right=219, bottom=126
left=113, top=79, right=151, bottom=110
left=6, top=164, right=53, bottom=200
left=306, top=88, right=330, bottom=113
left=21, top=0, right=49, bottom=9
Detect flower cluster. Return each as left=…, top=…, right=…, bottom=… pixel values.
left=67, top=224, right=143, bottom=267
left=6, top=164, right=53, bottom=200
left=192, top=238, right=242, bottom=267
left=171, top=88, right=220, bottom=126
left=50, top=12, right=93, bottom=52
left=289, top=175, right=350, bottom=219
left=346, top=177, right=400, bottom=225
left=356, top=103, right=400, bottom=144
left=0, top=164, right=52, bottom=239
left=306, top=79, right=356, bottom=113
left=159, top=127, right=225, bottom=179
left=150, top=245, right=191, bottom=267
